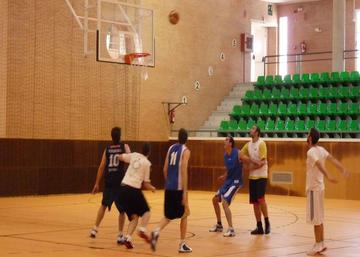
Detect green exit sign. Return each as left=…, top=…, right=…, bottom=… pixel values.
left=268, top=4, right=273, bottom=16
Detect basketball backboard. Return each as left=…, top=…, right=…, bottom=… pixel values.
left=96, top=0, right=154, bottom=66
left=64, top=0, right=154, bottom=67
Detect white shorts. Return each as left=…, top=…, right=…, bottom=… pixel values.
left=306, top=190, right=324, bottom=225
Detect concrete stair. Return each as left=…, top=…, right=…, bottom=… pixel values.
left=196, top=82, right=253, bottom=137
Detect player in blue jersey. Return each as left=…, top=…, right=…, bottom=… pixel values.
left=209, top=136, right=243, bottom=237
left=89, top=127, right=130, bottom=244
left=150, top=128, right=192, bottom=253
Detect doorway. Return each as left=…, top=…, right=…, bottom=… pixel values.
left=251, top=21, right=268, bottom=82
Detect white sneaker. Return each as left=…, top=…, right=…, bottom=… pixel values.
left=209, top=224, right=223, bottom=232
left=90, top=228, right=97, bottom=238
left=223, top=228, right=235, bottom=237
left=117, top=234, right=125, bottom=245
left=178, top=242, right=192, bottom=253
left=306, top=243, right=326, bottom=256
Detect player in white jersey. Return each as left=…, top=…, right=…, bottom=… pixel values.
left=305, top=128, right=349, bottom=256
left=117, top=143, right=156, bottom=249
left=240, top=125, right=270, bottom=235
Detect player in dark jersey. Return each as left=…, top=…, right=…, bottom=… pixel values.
left=209, top=136, right=243, bottom=237
left=89, top=127, right=130, bottom=244
left=150, top=128, right=192, bottom=253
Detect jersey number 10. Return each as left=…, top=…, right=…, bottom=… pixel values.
left=109, top=154, right=120, bottom=167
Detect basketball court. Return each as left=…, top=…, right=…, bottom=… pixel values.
left=1, top=192, right=359, bottom=257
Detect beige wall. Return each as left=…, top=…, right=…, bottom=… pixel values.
left=1, top=0, right=275, bottom=141
left=0, top=0, right=7, bottom=137
left=275, top=0, right=360, bottom=74
left=277, top=0, right=333, bottom=74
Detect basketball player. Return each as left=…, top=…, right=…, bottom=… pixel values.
left=117, top=143, right=156, bottom=249
left=90, top=127, right=130, bottom=244
left=240, top=125, right=270, bottom=235
left=305, top=128, right=349, bottom=256
left=150, top=128, right=192, bottom=253
left=209, top=136, right=243, bottom=237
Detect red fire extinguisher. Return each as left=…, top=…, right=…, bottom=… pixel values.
left=300, top=41, right=307, bottom=54
left=169, top=110, right=175, bottom=124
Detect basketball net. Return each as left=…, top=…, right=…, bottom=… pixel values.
left=124, top=53, right=151, bottom=81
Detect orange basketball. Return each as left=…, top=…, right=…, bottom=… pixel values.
left=169, top=10, right=179, bottom=25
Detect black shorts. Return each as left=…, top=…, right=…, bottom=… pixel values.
left=118, top=185, right=150, bottom=220
left=249, top=178, right=267, bottom=204
left=102, top=187, right=124, bottom=212
left=164, top=190, right=185, bottom=220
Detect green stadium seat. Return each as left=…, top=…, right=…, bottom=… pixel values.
left=238, top=119, right=247, bottom=131
left=340, top=71, right=350, bottom=82
left=265, top=119, right=275, bottom=131
left=337, top=119, right=347, bottom=131
left=295, top=120, right=305, bottom=132
left=297, top=103, right=307, bottom=116
left=350, top=86, right=359, bottom=98
left=328, top=87, right=338, bottom=98
left=348, top=120, right=359, bottom=131
left=256, top=76, right=265, bottom=87
left=246, top=119, right=256, bottom=130
left=318, top=87, right=329, bottom=99
left=337, top=102, right=349, bottom=115
left=274, top=75, right=283, bottom=85
left=230, top=105, right=241, bottom=118
left=284, top=74, right=292, bottom=85
left=302, top=73, right=311, bottom=84
left=305, top=119, right=315, bottom=130
left=325, top=120, right=336, bottom=132
left=331, top=72, right=340, bottom=82
left=321, top=72, right=331, bottom=83
left=271, top=88, right=281, bottom=100
left=280, top=88, right=290, bottom=100
left=317, top=103, right=327, bottom=116
left=299, top=88, right=309, bottom=99
left=241, top=104, right=251, bottom=116
left=338, top=86, right=350, bottom=98
left=309, top=88, right=319, bottom=99
left=307, top=103, right=317, bottom=115
left=285, top=119, right=295, bottom=131
left=315, top=120, right=326, bottom=131
left=275, top=119, right=285, bottom=131
left=349, top=102, right=359, bottom=115
left=250, top=104, right=259, bottom=116
left=278, top=103, right=287, bottom=116
left=259, top=103, right=268, bottom=116
left=265, top=75, right=274, bottom=86
left=350, top=71, right=360, bottom=82
left=262, top=89, right=272, bottom=100
left=268, top=103, right=278, bottom=116
left=244, top=90, right=254, bottom=101
left=310, top=73, right=320, bottom=83
left=289, top=88, right=299, bottom=99
left=287, top=103, right=297, bottom=116
left=327, top=103, right=337, bottom=115
left=292, top=74, right=301, bottom=84
left=228, top=120, right=238, bottom=130
left=219, top=120, right=229, bottom=131
left=254, top=89, right=263, bottom=100
left=257, top=120, right=266, bottom=131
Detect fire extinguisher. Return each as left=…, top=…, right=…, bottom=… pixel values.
left=169, top=110, right=175, bottom=124
left=300, top=41, right=307, bottom=54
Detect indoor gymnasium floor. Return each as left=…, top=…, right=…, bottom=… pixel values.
left=0, top=191, right=359, bottom=257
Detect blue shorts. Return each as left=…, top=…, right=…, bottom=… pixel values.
left=215, top=180, right=242, bottom=205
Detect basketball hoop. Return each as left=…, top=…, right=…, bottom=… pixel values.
left=124, top=52, right=150, bottom=65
